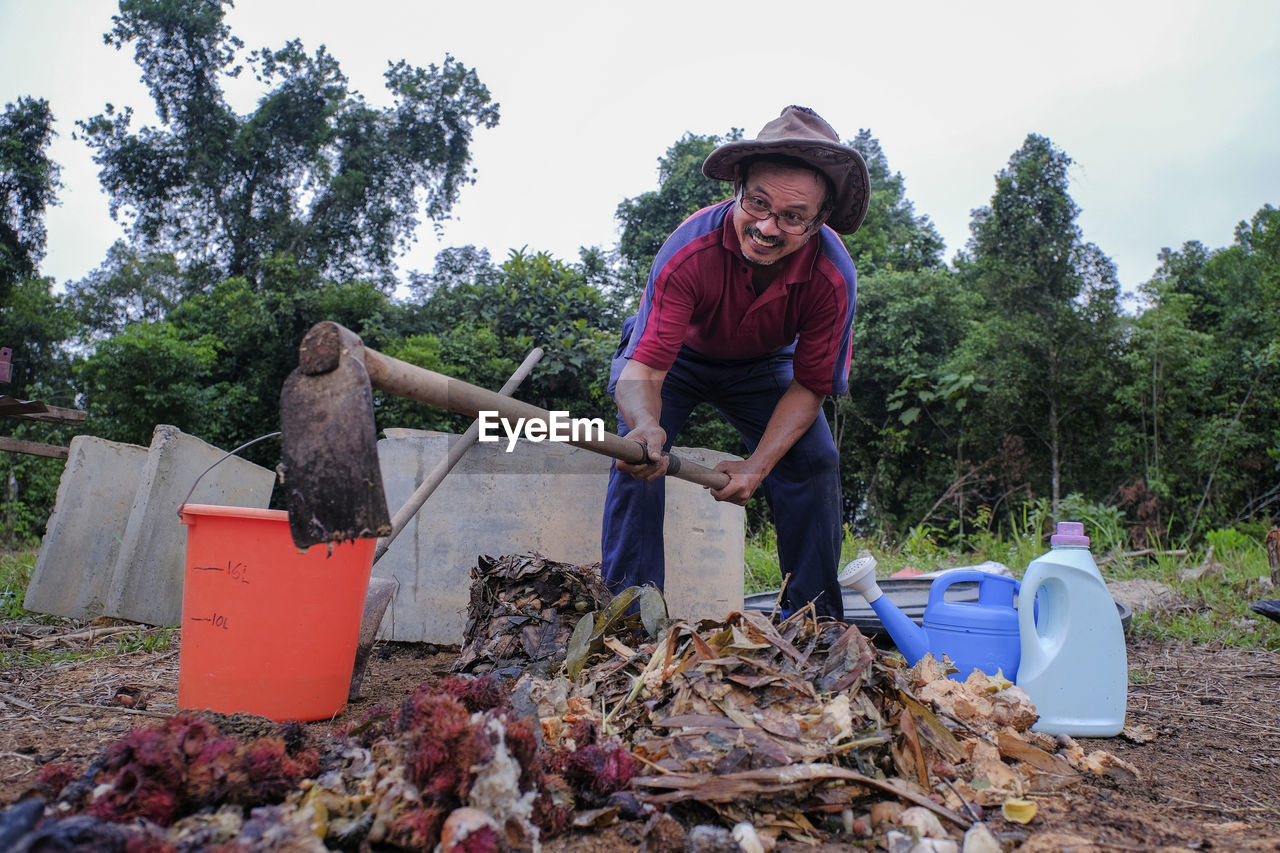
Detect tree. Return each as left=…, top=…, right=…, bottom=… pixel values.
left=0, top=278, right=81, bottom=545
left=0, top=276, right=78, bottom=398
left=79, top=0, right=499, bottom=289
left=952, top=134, right=1124, bottom=519
left=1115, top=206, right=1280, bottom=536
left=615, top=130, right=741, bottom=291
left=1, top=96, right=61, bottom=305
left=72, top=247, right=401, bottom=457
left=843, top=129, right=945, bottom=275
left=406, top=247, right=621, bottom=414
left=63, top=242, right=187, bottom=339
left=836, top=268, right=979, bottom=539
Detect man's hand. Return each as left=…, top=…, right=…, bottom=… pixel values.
left=708, top=380, right=826, bottom=504
left=614, top=358, right=671, bottom=482
left=615, top=424, right=669, bottom=481
left=710, top=458, right=767, bottom=505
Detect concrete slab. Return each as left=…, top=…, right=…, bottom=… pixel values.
left=102, top=425, right=277, bottom=626
left=374, top=430, right=745, bottom=644
left=24, top=435, right=149, bottom=620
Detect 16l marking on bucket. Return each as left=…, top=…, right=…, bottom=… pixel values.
left=191, top=560, right=251, bottom=583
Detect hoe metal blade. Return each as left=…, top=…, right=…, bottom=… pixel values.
left=279, top=354, right=391, bottom=549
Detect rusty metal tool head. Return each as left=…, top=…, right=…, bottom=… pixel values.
left=279, top=322, right=391, bottom=549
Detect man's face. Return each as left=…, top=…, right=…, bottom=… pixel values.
left=732, top=162, right=827, bottom=267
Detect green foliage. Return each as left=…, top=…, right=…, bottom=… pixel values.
left=0, top=551, right=35, bottom=619
left=0, top=276, right=79, bottom=395
left=744, top=519, right=1278, bottom=651
left=107, top=625, right=176, bottom=654
left=743, top=526, right=782, bottom=594
left=615, top=131, right=739, bottom=289
left=64, top=244, right=186, bottom=339
left=4, top=72, right=1275, bottom=590
left=404, top=247, right=621, bottom=421
left=76, top=321, right=220, bottom=445
left=1, top=548, right=179, bottom=667
left=1121, top=530, right=1278, bottom=650
left=1111, top=205, right=1280, bottom=540
left=1055, top=494, right=1128, bottom=558
left=842, top=129, right=945, bottom=275
left=836, top=267, right=981, bottom=539
left=0, top=427, right=67, bottom=546
left=80, top=0, right=498, bottom=287
left=0, top=274, right=80, bottom=539
left=1201, top=526, right=1255, bottom=562
left=950, top=134, right=1125, bottom=524
left=0, top=96, right=61, bottom=303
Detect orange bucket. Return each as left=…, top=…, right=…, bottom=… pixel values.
left=177, top=504, right=375, bottom=721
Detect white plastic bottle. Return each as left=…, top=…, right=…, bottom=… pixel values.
left=1016, top=521, right=1127, bottom=736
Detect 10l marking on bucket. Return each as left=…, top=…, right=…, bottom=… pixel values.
left=188, top=561, right=251, bottom=630
left=189, top=612, right=231, bottom=629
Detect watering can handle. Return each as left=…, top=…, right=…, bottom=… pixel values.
left=927, top=569, right=1020, bottom=608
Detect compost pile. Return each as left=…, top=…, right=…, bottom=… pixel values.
left=454, top=553, right=614, bottom=677
left=0, top=555, right=1139, bottom=852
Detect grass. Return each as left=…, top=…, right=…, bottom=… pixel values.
left=1, top=551, right=40, bottom=621
left=742, top=518, right=1280, bottom=652
left=5, top=513, right=1279, bottom=666
left=0, top=547, right=177, bottom=668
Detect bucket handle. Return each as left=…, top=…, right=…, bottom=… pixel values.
left=176, top=431, right=281, bottom=519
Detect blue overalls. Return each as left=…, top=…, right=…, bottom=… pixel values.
left=600, top=316, right=845, bottom=621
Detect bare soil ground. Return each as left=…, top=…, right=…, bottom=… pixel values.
left=1, top=628, right=1278, bottom=852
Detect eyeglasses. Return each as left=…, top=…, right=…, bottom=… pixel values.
left=737, top=193, right=822, bottom=235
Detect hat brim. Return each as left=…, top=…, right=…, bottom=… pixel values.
left=703, top=139, right=870, bottom=235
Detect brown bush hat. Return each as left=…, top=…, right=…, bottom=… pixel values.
left=702, top=105, right=870, bottom=235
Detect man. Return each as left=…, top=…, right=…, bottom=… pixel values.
left=601, top=105, right=869, bottom=621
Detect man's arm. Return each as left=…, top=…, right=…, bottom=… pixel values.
left=711, top=380, right=824, bottom=506
left=614, top=357, right=671, bottom=481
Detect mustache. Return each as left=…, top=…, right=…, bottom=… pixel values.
left=744, top=225, right=785, bottom=247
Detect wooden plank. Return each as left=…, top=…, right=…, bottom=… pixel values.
left=0, top=435, right=69, bottom=459
left=27, top=403, right=86, bottom=424
left=0, top=395, right=86, bottom=424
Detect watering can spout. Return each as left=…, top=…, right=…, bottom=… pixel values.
left=839, top=557, right=931, bottom=664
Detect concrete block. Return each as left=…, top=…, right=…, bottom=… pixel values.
left=374, top=430, right=745, bottom=644
left=102, top=425, right=276, bottom=626
left=25, top=435, right=149, bottom=620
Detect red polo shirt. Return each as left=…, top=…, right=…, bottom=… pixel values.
left=624, top=200, right=858, bottom=396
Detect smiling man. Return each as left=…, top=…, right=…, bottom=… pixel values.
left=602, top=105, right=870, bottom=621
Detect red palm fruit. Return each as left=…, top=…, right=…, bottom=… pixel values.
left=439, top=807, right=503, bottom=853
left=388, top=804, right=449, bottom=850
left=440, top=675, right=509, bottom=714
left=34, top=762, right=78, bottom=798
left=500, top=717, right=543, bottom=790
left=560, top=742, right=638, bottom=798
left=85, top=764, right=182, bottom=825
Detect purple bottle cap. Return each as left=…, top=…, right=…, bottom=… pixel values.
left=1050, top=521, right=1090, bottom=546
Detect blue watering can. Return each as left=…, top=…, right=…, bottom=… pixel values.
left=841, top=559, right=1023, bottom=681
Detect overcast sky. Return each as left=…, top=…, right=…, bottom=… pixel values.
left=3, top=0, right=1278, bottom=300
